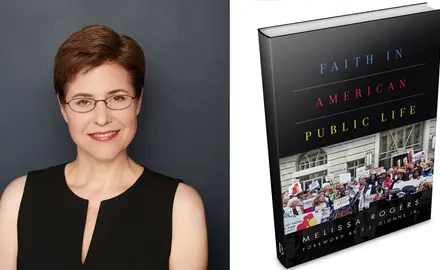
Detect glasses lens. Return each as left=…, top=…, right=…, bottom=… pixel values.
left=106, top=95, right=133, bottom=110
left=69, top=98, right=95, bottom=112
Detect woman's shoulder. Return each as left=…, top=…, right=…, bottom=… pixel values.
left=23, top=163, right=67, bottom=186
left=169, top=180, right=207, bottom=268
left=174, top=183, right=204, bottom=209
left=0, top=175, right=27, bottom=217
left=142, top=166, right=183, bottom=185
left=142, top=166, right=204, bottom=216
left=144, top=168, right=203, bottom=209
left=1, top=162, right=64, bottom=202
left=140, top=166, right=185, bottom=197
left=2, top=175, right=27, bottom=196
left=143, top=167, right=201, bottom=203
left=27, top=163, right=65, bottom=176
left=1, top=163, right=66, bottom=203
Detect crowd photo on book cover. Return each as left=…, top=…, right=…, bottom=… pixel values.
left=281, top=118, right=436, bottom=234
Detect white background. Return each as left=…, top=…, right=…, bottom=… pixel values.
left=230, top=0, right=440, bottom=269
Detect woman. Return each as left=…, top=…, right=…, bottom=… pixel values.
left=312, top=194, right=329, bottom=212
left=0, top=25, right=208, bottom=270
left=382, top=174, right=394, bottom=190
left=422, top=162, right=434, bottom=177
left=412, top=169, right=422, bottom=180
left=368, top=174, right=378, bottom=194
left=418, top=180, right=433, bottom=192
left=287, top=197, right=304, bottom=216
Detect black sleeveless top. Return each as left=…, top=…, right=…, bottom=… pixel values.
left=17, top=163, right=182, bottom=270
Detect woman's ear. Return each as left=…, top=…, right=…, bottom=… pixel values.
left=57, top=94, right=69, bottom=124
left=136, top=88, right=144, bottom=116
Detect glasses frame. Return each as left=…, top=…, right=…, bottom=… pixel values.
left=64, top=94, right=137, bottom=113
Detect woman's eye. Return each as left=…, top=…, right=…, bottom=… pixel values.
left=110, top=95, right=127, bottom=102
left=76, top=99, right=92, bottom=106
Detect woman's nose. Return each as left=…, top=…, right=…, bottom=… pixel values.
left=93, top=100, right=112, bottom=125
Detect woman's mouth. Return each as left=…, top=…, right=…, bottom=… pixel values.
left=88, top=130, right=120, bottom=141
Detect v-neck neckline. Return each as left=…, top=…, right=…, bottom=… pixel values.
left=57, top=162, right=146, bottom=266
left=80, top=199, right=100, bottom=266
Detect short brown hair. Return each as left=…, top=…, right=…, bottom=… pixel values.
left=54, top=25, right=145, bottom=102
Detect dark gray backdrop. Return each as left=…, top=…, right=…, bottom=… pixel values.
left=0, top=0, right=229, bottom=269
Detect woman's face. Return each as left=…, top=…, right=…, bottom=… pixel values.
left=59, top=63, right=142, bottom=161
left=413, top=170, right=420, bottom=178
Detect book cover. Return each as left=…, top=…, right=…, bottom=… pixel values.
left=258, top=3, right=440, bottom=268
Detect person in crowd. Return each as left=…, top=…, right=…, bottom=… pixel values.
left=374, top=186, right=385, bottom=199
left=297, top=192, right=306, bottom=203
left=287, top=197, right=304, bottom=216
left=312, top=194, right=329, bottom=212
left=369, top=173, right=378, bottom=185
left=396, top=168, right=409, bottom=181
left=312, top=193, right=332, bottom=222
left=283, top=196, right=290, bottom=207
left=368, top=174, right=378, bottom=194
left=412, top=169, right=422, bottom=180
left=418, top=180, right=433, bottom=192
left=334, top=188, right=352, bottom=218
left=388, top=168, right=395, bottom=180
left=422, top=162, right=434, bottom=177
left=335, top=186, right=347, bottom=200
left=377, top=171, right=387, bottom=186
left=382, top=174, right=394, bottom=190
left=326, top=185, right=338, bottom=203
left=406, top=163, right=416, bottom=179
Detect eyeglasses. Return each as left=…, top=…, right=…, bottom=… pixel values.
left=64, top=94, right=136, bottom=113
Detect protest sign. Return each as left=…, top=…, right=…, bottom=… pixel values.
left=302, top=198, right=314, bottom=210
left=295, top=211, right=322, bottom=232
left=412, top=151, right=427, bottom=163
left=284, top=207, right=293, bottom=217
left=284, top=211, right=322, bottom=233
left=407, top=149, right=414, bottom=163
left=356, top=166, right=369, bottom=179
left=308, top=181, right=320, bottom=190
left=333, top=196, right=350, bottom=210
left=325, top=174, right=334, bottom=183
left=321, top=207, right=331, bottom=219
left=288, top=183, right=302, bottom=196
left=339, top=173, right=351, bottom=184
left=403, top=157, right=408, bottom=166
left=371, top=166, right=386, bottom=175
left=284, top=215, right=303, bottom=234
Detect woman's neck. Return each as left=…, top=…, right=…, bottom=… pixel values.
left=66, top=150, right=142, bottom=191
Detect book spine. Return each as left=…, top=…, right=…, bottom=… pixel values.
left=258, top=31, right=287, bottom=267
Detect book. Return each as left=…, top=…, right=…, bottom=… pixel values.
left=258, top=2, right=440, bottom=268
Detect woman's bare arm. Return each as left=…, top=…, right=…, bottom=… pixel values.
left=169, top=183, right=208, bottom=270
left=0, top=176, right=26, bottom=270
